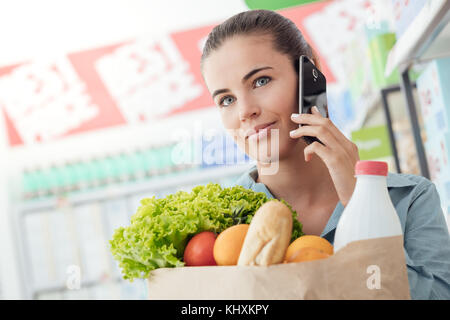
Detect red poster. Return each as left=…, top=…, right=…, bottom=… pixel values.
left=1, top=1, right=370, bottom=147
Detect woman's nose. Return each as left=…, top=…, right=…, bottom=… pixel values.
left=238, top=97, right=260, bottom=121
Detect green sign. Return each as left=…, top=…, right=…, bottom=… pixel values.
left=368, top=33, right=399, bottom=88
left=245, top=0, right=322, bottom=10
left=351, top=125, right=392, bottom=160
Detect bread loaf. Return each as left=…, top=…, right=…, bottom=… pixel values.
left=237, top=200, right=293, bottom=266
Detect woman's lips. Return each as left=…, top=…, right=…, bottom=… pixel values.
left=247, top=122, right=276, bottom=142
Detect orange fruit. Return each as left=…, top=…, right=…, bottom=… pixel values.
left=284, top=235, right=333, bottom=262
left=287, top=247, right=330, bottom=263
left=213, top=224, right=249, bottom=266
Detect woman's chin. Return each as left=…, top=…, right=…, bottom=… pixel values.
left=235, top=132, right=299, bottom=163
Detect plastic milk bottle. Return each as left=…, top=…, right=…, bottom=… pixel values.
left=334, top=161, right=403, bottom=252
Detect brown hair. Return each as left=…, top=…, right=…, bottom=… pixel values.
left=200, top=9, right=321, bottom=73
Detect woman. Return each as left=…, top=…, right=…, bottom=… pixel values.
left=200, top=9, right=449, bottom=299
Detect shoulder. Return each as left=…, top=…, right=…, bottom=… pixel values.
left=387, top=171, right=436, bottom=196
left=232, top=165, right=276, bottom=199
left=234, top=165, right=258, bottom=189
left=387, top=171, right=432, bottom=189
left=387, top=172, right=444, bottom=222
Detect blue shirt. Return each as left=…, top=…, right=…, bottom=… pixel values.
left=234, top=165, right=450, bottom=300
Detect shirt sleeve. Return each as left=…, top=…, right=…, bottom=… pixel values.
left=403, top=181, right=450, bottom=300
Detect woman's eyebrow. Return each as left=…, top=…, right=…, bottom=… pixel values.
left=211, top=66, right=273, bottom=99
left=241, top=66, right=273, bottom=83
left=212, top=88, right=230, bottom=100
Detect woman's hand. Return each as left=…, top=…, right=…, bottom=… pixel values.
left=289, top=106, right=360, bottom=207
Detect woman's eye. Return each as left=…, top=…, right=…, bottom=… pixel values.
left=254, top=76, right=271, bottom=87
left=219, top=96, right=235, bottom=107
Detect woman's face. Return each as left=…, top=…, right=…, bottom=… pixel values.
left=202, top=34, right=303, bottom=163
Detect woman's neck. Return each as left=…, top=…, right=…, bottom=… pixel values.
left=255, top=145, right=338, bottom=209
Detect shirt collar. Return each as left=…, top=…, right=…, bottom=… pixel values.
left=242, top=165, right=419, bottom=191
left=240, top=165, right=419, bottom=239
left=322, top=172, right=418, bottom=239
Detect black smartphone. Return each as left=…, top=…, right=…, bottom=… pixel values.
left=298, top=55, right=328, bottom=145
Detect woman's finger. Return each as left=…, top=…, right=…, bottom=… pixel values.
left=303, top=140, right=329, bottom=162
left=291, top=110, right=328, bottom=126
left=289, top=124, right=338, bottom=149
left=307, top=106, right=359, bottom=162
left=291, top=107, right=359, bottom=166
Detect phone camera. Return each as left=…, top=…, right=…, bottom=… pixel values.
left=312, top=69, right=318, bottom=79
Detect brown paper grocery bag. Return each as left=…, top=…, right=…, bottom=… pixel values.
left=147, top=235, right=410, bottom=300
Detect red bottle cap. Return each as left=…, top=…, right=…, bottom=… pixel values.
left=355, top=160, right=388, bottom=176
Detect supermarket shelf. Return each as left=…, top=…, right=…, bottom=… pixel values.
left=379, top=84, right=417, bottom=174
left=31, top=276, right=123, bottom=299
left=17, top=162, right=255, bottom=299
left=385, top=0, right=450, bottom=76
left=383, top=0, right=450, bottom=179
left=17, top=163, right=255, bottom=214
left=358, top=92, right=382, bottom=129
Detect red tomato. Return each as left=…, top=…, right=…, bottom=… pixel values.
left=183, top=231, right=217, bottom=266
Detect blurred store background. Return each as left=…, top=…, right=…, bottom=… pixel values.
left=0, top=0, right=449, bottom=299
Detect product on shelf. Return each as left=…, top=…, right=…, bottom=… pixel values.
left=417, top=57, right=450, bottom=210
left=417, top=57, right=450, bottom=137
left=24, top=212, right=55, bottom=289
left=73, top=203, right=112, bottom=283
left=392, top=118, right=422, bottom=175
left=18, top=142, right=205, bottom=201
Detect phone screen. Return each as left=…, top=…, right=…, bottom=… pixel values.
left=298, top=55, right=327, bottom=145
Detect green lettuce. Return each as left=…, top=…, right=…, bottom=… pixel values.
left=110, top=183, right=303, bottom=281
